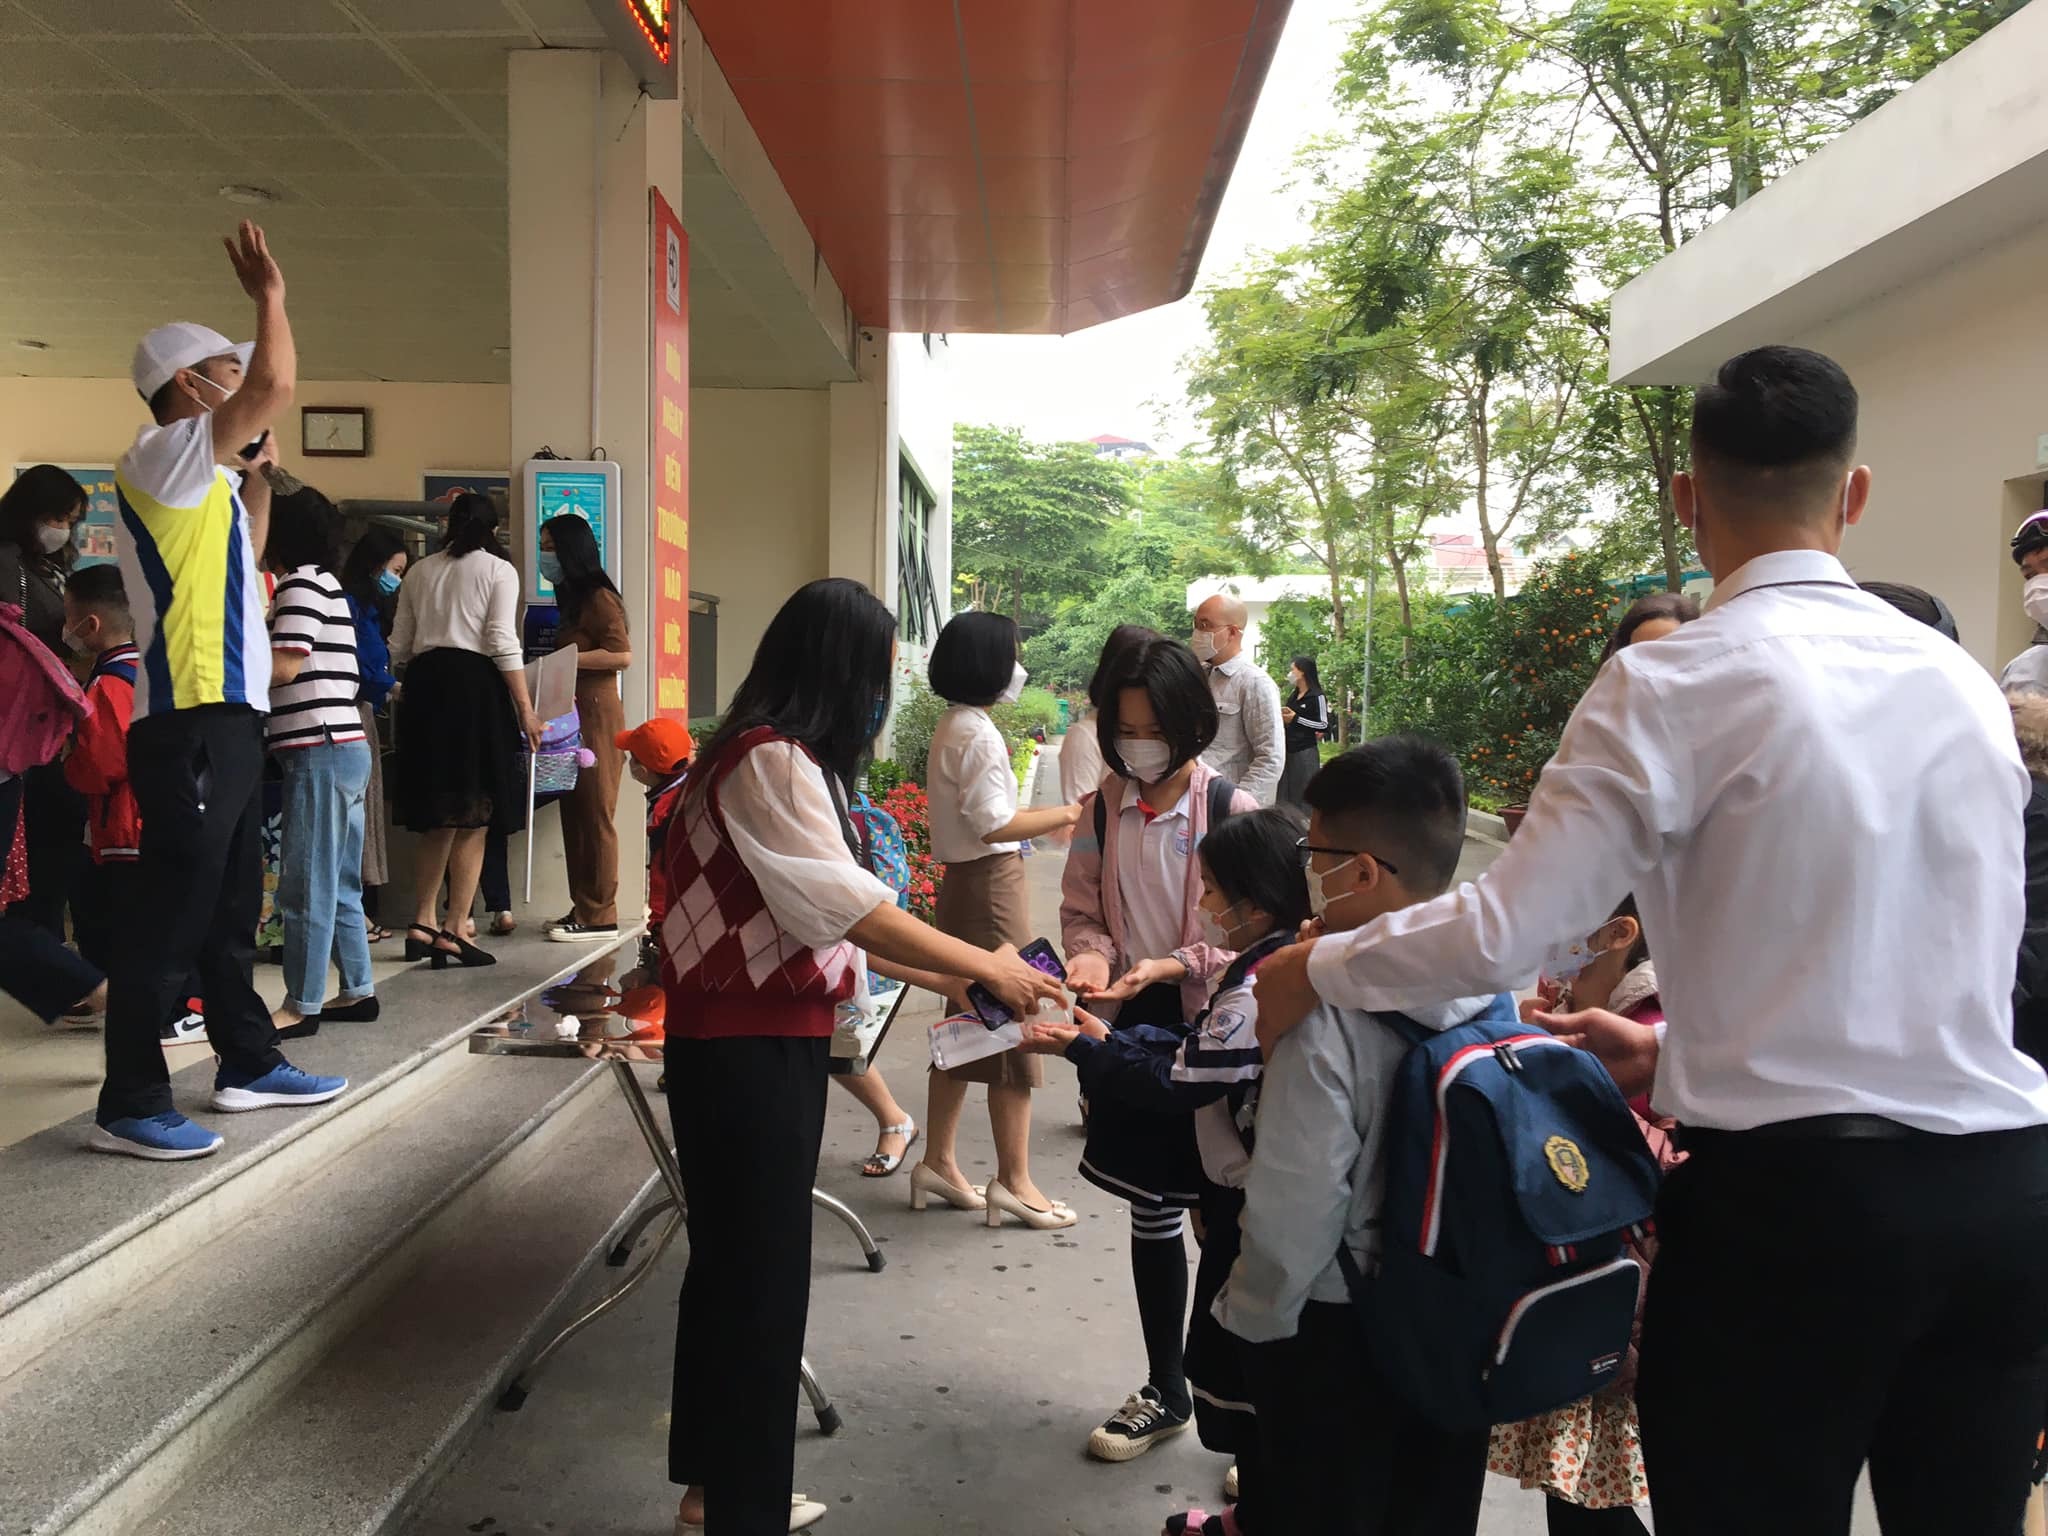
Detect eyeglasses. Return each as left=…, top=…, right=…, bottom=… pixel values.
left=1295, top=839, right=1398, bottom=877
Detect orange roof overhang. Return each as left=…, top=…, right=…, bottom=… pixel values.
left=686, top=0, right=1292, bottom=335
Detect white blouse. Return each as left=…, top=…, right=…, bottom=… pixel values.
left=389, top=549, right=522, bottom=673
left=926, top=704, right=1020, bottom=865
left=715, top=740, right=896, bottom=948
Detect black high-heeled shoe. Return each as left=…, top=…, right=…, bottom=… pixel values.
left=404, top=924, right=440, bottom=961
left=435, top=928, right=497, bottom=968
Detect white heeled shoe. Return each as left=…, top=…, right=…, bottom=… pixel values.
left=677, top=1494, right=827, bottom=1532
left=984, top=1178, right=1077, bottom=1230
left=909, top=1162, right=987, bottom=1211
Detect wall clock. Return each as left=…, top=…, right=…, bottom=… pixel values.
left=302, top=407, right=369, bottom=458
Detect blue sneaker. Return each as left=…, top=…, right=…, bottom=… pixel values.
left=211, top=1060, right=348, bottom=1113
left=89, top=1113, right=224, bottom=1161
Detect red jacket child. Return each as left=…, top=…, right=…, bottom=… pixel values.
left=63, top=641, right=143, bottom=863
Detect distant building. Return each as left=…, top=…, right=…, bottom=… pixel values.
left=1088, top=433, right=1154, bottom=463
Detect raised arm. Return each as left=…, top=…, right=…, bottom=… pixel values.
left=209, top=223, right=295, bottom=465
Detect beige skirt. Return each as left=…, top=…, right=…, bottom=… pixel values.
left=932, top=850, right=1044, bottom=1089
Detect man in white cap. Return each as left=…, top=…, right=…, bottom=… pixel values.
left=91, top=221, right=347, bottom=1160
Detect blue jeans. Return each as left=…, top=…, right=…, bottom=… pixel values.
left=277, top=737, right=374, bottom=1015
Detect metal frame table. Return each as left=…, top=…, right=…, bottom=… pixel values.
left=470, top=993, right=894, bottom=1430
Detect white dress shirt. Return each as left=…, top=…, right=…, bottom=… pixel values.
left=389, top=549, right=523, bottom=672
left=1117, top=787, right=1194, bottom=965
left=714, top=741, right=895, bottom=949
left=1059, top=712, right=1106, bottom=806
left=1303, top=550, right=2048, bottom=1135
left=1201, top=654, right=1286, bottom=805
left=927, top=704, right=1021, bottom=865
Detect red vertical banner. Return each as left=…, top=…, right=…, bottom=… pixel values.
left=649, top=187, right=690, bottom=722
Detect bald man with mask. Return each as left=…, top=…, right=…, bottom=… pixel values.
left=1192, top=593, right=1285, bottom=805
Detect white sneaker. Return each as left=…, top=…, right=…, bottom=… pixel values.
left=160, top=1007, right=207, bottom=1044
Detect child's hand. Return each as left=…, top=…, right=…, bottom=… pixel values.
left=1093, top=954, right=1188, bottom=1002
left=1065, top=951, right=1112, bottom=998
left=1018, top=1018, right=1081, bottom=1054
left=1071, top=1006, right=1111, bottom=1041
left=1252, top=938, right=1320, bottom=1055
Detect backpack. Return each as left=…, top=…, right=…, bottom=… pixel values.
left=1340, top=998, right=1662, bottom=1431
left=0, top=600, right=86, bottom=777
left=850, top=790, right=912, bottom=905
left=1091, top=773, right=1240, bottom=847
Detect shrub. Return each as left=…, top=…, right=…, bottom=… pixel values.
left=865, top=758, right=907, bottom=797
left=878, top=780, right=941, bottom=920
left=888, top=673, right=948, bottom=785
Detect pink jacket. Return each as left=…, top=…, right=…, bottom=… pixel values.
left=1059, top=760, right=1260, bottom=1020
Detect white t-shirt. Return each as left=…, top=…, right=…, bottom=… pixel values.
left=926, top=704, right=1020, bottom=865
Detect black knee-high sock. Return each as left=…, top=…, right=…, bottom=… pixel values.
left=1130, top=1205, right=1190, bottom=1415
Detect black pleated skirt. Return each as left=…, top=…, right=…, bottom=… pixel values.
left=393, top=648, right=527, bottom=834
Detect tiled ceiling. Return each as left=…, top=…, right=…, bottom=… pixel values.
left=688, top=0, right=1293, bottom=335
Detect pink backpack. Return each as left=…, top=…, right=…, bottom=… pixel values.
left=0, top=600, right=86, bottom=776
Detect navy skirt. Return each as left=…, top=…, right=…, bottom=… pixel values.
left=1076, top=981, right=1204, bottom=1209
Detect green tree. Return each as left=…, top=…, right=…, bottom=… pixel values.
left=950, top=424, right=1133, bottom=630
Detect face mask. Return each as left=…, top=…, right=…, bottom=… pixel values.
left=1116, top=737, right=1173, bottom=784
left=1199, top=899, right=1250, bottom=951
left=37, top=523, right=71, bottom=554
left=537, top=551, right=563, bottom=586
left=1306, top=857, right=1353, bottom=922
left=1190, top=630, right=1219, bottom=664
left=996, top=661, right=1027, bottom=705
left=62, top=623, right=91, bottom=655
left=187, top=369, right=235, bottom=411
left=1535, top=931, right=1604, bottom=1002
left=376, top=568, right=402, bottom=597
left=2025, top=574, right=2048, bottom=629
left=867, top=695, right=889, bottom=739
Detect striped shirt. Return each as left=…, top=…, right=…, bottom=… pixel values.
left=266, top=565, right=364, bottom=749
left=115, top=414, right=270, bottom=720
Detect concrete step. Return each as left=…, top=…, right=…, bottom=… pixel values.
left=0, top=932, right=638, bottom=1376
left=129, top=1073, right=660, bottom=1536
left=0, top=1048, right=657, bottom=1536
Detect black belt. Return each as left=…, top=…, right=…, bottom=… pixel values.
left=1677, top=1113, right=1920, bottom=1152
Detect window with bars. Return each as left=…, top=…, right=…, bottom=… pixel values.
left=897, top=457, right=941, bottom=645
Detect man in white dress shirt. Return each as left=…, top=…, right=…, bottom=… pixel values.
left=1253, top=347, right=2048, bottom=1536
left=1192, top=593, right=1285, bottom=804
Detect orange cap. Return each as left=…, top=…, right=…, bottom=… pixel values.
left=615, top=718, right=694, bottom=773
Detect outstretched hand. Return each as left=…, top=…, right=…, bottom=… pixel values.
left=225, top=220, right=284, bottom=304
left=1091, top=954, right=1186, bottom=1003
left=1528, top=1005, right=1660, bottom=1098
left=979, top=942, right=1067, bottom=1020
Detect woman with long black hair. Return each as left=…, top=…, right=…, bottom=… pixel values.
left=388, top=493, right=542, bottom=968
left=537, top=513, right=630, bottom=942
left=662, top=577, right=1065, bottom=1536
left=1277, top=653, right=1328, bottom=806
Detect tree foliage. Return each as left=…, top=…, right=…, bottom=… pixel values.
left=950, top=424, right=1134, bottom=629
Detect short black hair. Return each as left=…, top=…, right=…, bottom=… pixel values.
left=1601, top=592, right=1700, bottom=663
left=1087, top=624, right=1160, bottom=709
left=64, top=562, right=128, bottom=619
left=1304, top=735, right=1467, bottom=896
left=1095, top=634, right=1217, bottom=780
left=1690, top=346, right=1858, bottom=520
left=928, top=610, right=1019, bottom=705
left=1198, top=805, right=1309, bottom=932
left=146, top=378, right=180, bottom=422
left=263, top=484, right=340, bottom=574
left=1858, top=580, right=1958, bottom=642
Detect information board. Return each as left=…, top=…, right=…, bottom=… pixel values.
left=650, top=188, right=690, bottom=722
left=522, top=459, right=621, bottom=604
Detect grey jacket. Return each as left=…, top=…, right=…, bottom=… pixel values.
left=1214, top=992, right=1498, bottom=1344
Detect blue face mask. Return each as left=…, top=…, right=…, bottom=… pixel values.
left=866, top=695, right=888, bottom=739
left=538, top=551, right=563, bottom=586
left=375, top=568, right=401, bottom=596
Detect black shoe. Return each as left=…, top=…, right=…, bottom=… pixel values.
left=1086, top=1385, right=1191, bottom=1462
left=544, top=917, right=620, bottom=945
left=275, top=1015, right=320, bottom=1041
left=434, top=929, right=496, bottom=968
left=322, top=995, right=381, bottom=1023
left=404, top=924, right=439, bottom=961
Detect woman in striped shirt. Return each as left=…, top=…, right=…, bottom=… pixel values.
left=263, top=487, right=376, bottom=1037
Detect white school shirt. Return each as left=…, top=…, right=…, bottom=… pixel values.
left=1116, top=786, right=1194, bottom=966
left=1302, top=549, right=2048, bottom=1135
left=926, top=704, right=1020, bottom=865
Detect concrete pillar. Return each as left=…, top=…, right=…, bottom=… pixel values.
left=507, top=48, right=683, bottom=925
left=826, top=329, right=889, bottom=595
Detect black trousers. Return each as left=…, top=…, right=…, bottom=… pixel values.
left=480, top=828, right=511, bottom=913
left=1638, top=1123, right=2048, bottom=1536
left=6, top=759, right=86, bottom=938
left=99, top=706, right=281, bottom=1123
left=668, top=1034, right=829, bottom=1536
left=75, top=860, right=203, bottom=1023
left=1240, top=1300, right=1487, bottom=1536
left=0, top=775, right=99, bottom=1020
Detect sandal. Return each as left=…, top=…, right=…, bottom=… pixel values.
left=366, top=923, right=394, bottom=943
left=490, top=911, right=518, bottom=937
left=1165, top=1509, right=1241, bottom=1536
left=861, top=1120, right=918, bottom=1178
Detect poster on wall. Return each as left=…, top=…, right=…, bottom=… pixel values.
left=423, top=471, right=510, bottom=507
left=18, top=464, right=118, bottom=568
left=650, top=187, right=690, bottom=723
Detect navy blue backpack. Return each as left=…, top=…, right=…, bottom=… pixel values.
left=1339, top=996, right=1662, bottom=1431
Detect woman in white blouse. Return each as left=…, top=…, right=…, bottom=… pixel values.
left=909, top=612, right=1084, bottom=1230
left=662, top=580, right=1064, bottom=1535
left=388, top=494, right=543, bottom=969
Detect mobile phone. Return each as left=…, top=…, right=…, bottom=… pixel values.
left=966, top=937, right=1066, bottom=1029
left=238, top=428, right=269, bottom=462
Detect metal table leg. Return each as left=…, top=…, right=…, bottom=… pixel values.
left=811, top=1187, right=886, bottom=1272
left=607, top=1194, right=677, bottom=1267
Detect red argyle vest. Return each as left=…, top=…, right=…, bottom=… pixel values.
left=659, top=728, right=860, bottom=1039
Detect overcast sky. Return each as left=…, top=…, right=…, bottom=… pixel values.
left=946, top=0, right=1355, bottom=453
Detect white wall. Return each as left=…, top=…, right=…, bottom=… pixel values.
left=1794, top=217, right=2048, bottom=671
left=688, top=387, right=831, bottom=709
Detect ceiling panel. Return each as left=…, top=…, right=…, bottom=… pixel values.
left=11, top=0, right=201, bottom=34
left=244, top=38, right=418, bottom=91
left=177, top=0, right=354, bottom=35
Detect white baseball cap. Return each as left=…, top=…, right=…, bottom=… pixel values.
left=131, top=322, right=253, bottom=401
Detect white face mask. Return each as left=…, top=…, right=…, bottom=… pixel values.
left=997, top=661, right=1026, bottom=705
left=37, top=523, right=71, bottom=554
left=187, top=369, right=236, bottom=412
left=1116, top=737, right=1173, bottom=784
left=1198, top=899, right=1246, bottom=951
left=2025, top=574, right=2048, bottom=629
left=1190, top=629, right=1219, bottom=664
left=1306, top=857, right=1352, bottom=922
